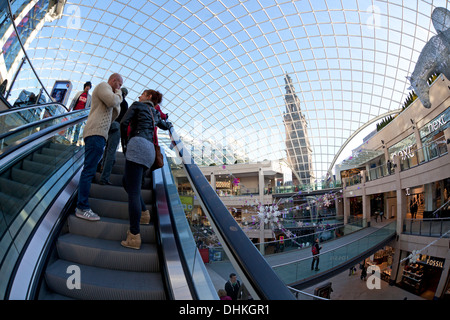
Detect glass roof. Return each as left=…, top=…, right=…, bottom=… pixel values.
left=23, top=0, right=449, bottom=181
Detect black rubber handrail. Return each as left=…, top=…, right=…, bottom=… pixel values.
left=0, top=108, right=87, bottom=142
left=0, top=112, right=88, bottom=163
left=168, top=127, right=295, bottom=300
left=0, top=102, right=68, bottom=115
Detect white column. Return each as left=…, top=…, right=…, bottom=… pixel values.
left=258, top=168, right=265, bottom=254
left=258, top=168, right=264, bottom=203
left=394, top=155, right=406, bottom=234
left=361, top=170, right=370, bottom=227
left=210, top=172, right=216, bottom=191
left=343, top=196, right=350, bottom=225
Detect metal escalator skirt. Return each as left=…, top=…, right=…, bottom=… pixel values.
left=155, top=146, right=218, bottom=300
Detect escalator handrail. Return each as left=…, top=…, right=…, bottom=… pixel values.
left=0, top=92, right=12, bottom=109
left=152, top=153, right=194, bottom=300
left=0, top=108, right=87, bottom=142
left=0, top=102, right=68, bottom=116
left=0, top=112, right=88, bottom=165
left=155, top=146, right=219, bottom=300
left=168, top=127, right=295, bottom=300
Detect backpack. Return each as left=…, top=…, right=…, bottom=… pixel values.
left=312, top=245, right=318, bottom=255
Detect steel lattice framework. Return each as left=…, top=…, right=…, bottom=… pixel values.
left=21, top=0, right=449, bottom=181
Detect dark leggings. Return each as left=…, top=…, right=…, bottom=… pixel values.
left=123, top=160, right=147, bottom=235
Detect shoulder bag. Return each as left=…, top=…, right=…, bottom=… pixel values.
left=149, top=107, right=164, bottom=170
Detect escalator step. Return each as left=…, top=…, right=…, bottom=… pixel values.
left=11, top=167, right=45, bottom=186
left=89, top=183, right=129, bottom=203
left=89, top=197, right=151, bottom=221
left=94, top=172, right=152, bottom=190
left=22, top=159, right=54, bottom=174
left=45, top=259, right=166, bottom=300
left=89, top=183, right=152, bottom=203
left=32, top=152, right=62, bottom=165
left=47, top=142, right=77, bottom=151
left=67, top=214, right=156, bottom=244
left=57, top=233, right=160, bottom=272
left=111, top=164, right=124, bottom=175
left=94, top=172, right=123, bottom=186
left=0, top=191, right=22, bottom=215
left=89, top=198, right=128, bottom=220
left=0, top=177, right=36, bottom=199
left=40, top=147, right=70, bottom=157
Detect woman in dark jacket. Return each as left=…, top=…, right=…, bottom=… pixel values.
left=119, top=89, right=172, bottom=249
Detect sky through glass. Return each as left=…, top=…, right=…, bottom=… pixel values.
left=22, top=0, right=450, bottom=181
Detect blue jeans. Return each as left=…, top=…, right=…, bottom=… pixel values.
left=100, top=121, right=120, bottom=183
left=122, top=159, right=147, bottom=235
left=77, top=135, right=106, bottom=210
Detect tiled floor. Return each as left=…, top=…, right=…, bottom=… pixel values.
left=206, top=262, right=425, bottom=300
left=300, top=267, right=425, bottom=300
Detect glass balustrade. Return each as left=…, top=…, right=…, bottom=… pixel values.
left=1, top=0, right=52, bottom=107
left=0, top=108, right=89, bottom=156
left=403, top=199, right=450, bottom=237
left=0, top=119, right=86, bottom=299
left=403, top=218, right=450, bottom=237
left=400, top=135, right=448, bottom=171
left=0, top=104, right=68, bottom=136
left=271, top=221, right=396, bottom=286
left=344, top=135, right=448, bottom=186
left=204, top=217, right=366, bottom=263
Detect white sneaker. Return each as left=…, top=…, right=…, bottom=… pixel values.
left=75, top=208, right=100, bottom=221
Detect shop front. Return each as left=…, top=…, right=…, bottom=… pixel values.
left=419, top=106, right=449, bottom=160
left=398, top=253, right=445, bottom=300
left=388, top=133, right=418, bottom=170
left=364, top=246, right=395, bottom=282
left=370, top=194, right=384, bottom=221
left=349, top=196, right=362, bottom=217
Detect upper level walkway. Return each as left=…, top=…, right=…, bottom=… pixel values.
left=206, top=217, right=396, bottom=293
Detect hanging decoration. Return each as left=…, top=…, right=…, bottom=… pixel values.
left=214, top=163, right=346, bottom=244
left=401, top=229, right=450, bottom=264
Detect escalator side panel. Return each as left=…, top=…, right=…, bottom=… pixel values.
left=1, top=142, right=84, bottom=299
left=156, top=148, right=218, bottom=300
left=7, top=171, right=81, bottom=299
left=0, top=118, right=87, bottom=299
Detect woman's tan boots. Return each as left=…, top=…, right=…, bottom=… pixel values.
left=121, top=230, right=141, bottom=250
left=140, top=210, right=150, bottom=224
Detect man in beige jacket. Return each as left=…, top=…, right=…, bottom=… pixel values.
left=76, top=73, right=123, bottom=221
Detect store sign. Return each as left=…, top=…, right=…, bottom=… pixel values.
left=391, top=144, right=415, bottom=161
left=179, top=196, right=194, bottom=213
left=417, top=254, right=445, bottom=268
left=427, top=114, right=447, bottom=134
left=424, top=256, right=445, bottom=268
left=420, top=107, right=450, bottom=138
left=216, top=181, right=231, bottom=188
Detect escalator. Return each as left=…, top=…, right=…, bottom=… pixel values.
left=1, top=107, right=295, bottom=300
left=40, top=152, right=166, bottom=299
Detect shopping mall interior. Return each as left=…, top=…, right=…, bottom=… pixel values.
left=0, top=0, right=449, bottom=304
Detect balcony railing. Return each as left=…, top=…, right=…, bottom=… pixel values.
left=343, top=135, right=448, bottom=186
left=400, top=135, right=448, bottom=171
left=403, top=198, right=450, bottom=237
left=403, top=218, right=450, bottom=237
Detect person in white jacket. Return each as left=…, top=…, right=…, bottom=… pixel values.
left=75, top=73, right=123, bottom=221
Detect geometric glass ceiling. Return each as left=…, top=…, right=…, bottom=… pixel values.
left=23, top=0, right=449, bottom=181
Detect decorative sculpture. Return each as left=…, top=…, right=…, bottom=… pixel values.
left=407, top=7, right=450, bottom=109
